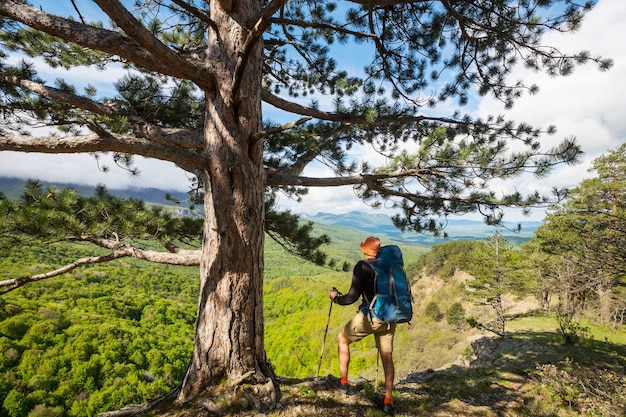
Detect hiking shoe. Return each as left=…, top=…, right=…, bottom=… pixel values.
left=373, top=393, right=394, bottom=415
left=325, top=375, right=355, bottom=395
left=338, top=382, right=355, bottom=396
left=382, top=402, right=395, bottom=415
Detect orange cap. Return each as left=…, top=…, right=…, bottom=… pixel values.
left=360, top=236, right=381, bottom=257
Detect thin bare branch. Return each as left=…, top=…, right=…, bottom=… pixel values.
left=271, top=18, right=377, bottom=40
left=251, top=116, right=311, bottom=141
left=70, top=0, right=86, bottom=24
left=0, top=242, right=200, bottom=295
left=0, top=252, right=123, bottom=295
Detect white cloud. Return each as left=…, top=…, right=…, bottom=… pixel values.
left=5, top=53, right=127, bottom=98
left=470, top=0, right=626, bottom=203
left=0, top=152, right=192, bottom=191
left=276, top=185, right=364, bottom=214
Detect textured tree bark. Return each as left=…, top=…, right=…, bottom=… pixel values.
left=176, top=0, right=270, bottom=403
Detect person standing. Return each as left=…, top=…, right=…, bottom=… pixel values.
left=329, top=236, right=395, bottom=415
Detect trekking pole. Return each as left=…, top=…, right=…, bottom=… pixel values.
left=317, top=287, right=338, bottom=377
left=375, top=348, right=380, bottom=393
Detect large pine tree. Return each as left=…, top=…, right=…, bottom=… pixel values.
left=0, top=0, right=611, bottom=411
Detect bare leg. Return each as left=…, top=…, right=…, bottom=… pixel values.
left=379, top=351, right=394, bottom=402
left=337, top=330, right=351, bottom=382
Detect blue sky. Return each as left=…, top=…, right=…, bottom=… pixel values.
left=1, top=0, right=624, bottom=224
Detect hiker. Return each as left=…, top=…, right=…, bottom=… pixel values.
left=329, top=236, right=395, bottom=414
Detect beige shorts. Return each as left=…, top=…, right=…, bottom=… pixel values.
left=342, top=311, right=396, bottom=353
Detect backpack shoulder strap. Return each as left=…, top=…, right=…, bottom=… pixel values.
left=361, top=259, right=377, bottom=322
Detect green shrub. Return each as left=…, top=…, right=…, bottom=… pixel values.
left=3, top=389, right=30, bottom=417
left=446, top=302, right=466, bottom=330
left=28, top=404, right=63, bottom=417
left=555, top=312, right=589, bottom=345
left=424, top=301, right=442, bottom=322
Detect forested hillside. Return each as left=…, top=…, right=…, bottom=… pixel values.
left=0, top=242, right=196, bottom=417
left=2, top=235, right=625, bottom=417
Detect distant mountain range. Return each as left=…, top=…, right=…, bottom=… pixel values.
left=0, top=176, right=190, bottom=207
left=0, top=176, right=540, bottom=246
left=302, top=211, right=540, bottom=246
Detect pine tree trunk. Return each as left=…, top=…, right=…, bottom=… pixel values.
left=177, top=0, right=269, bottom=402
left=492, top=293, right=506, bottom=337
left=597, top=286, right=612, bottom=325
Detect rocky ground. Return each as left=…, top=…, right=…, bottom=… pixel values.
left=143, top=334, right=543, bottom=417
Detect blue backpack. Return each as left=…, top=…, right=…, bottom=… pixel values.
left=362, top=245, right=413, bottom=324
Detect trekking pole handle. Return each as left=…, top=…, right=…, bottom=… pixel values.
left=331, top=287, right=343, bottom=298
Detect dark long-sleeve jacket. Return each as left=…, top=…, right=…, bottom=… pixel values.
left=333, top=260, right=376, bottom=309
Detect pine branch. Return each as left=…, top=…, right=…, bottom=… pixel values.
left=0, top=252, right=125, bottom=295
left=0, top=242, right=200, bottom=295
left=169, top=0, right=216, bottom=31
left=261, top=90, right=460, bottom=125
left=81, top=236, right=201, bottom=265
left=0, top=75, right=202, bottom=148
left=92, top=0, right=194, bottom=77
left=0, top=132, right=205, bottom=170
left=4, top=75, right=206, bottom=148
left=265, top=169, right=432, bottom=187
left=251, top=117, right=312, bottom=141
left=344, top=0, right=418, bottom=5
left=282, top=137, right=331, bottom=177
left=0, top=0, right=213, bottom=89
left=366, top=6, right=419, bottom=106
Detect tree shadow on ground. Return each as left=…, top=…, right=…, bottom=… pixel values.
left=394, top=331, right=626, bottom=416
